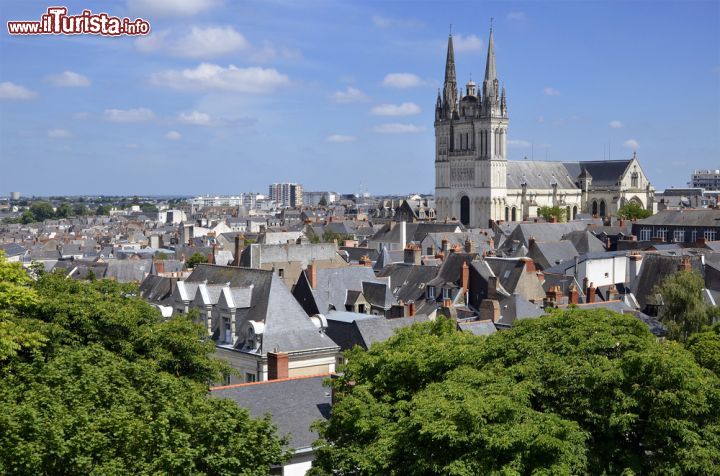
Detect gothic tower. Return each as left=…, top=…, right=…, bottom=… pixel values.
left=435, top=27, right=508, bottom=228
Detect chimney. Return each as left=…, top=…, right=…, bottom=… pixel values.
left=528, top=236, right=536, bottom=248
left=267, top=352, right=289, bottom=380
left=461, top=261, right=469, bottom=294
left=154, top=260, right=165, bottom=275
left=404, top=244, right=421, bottom=265
left=442, top=298, right=453, bottom=308
left=608, top=284, right=619, bottom=301
left=696, top=237, right=707, bottom=247
left=480, top=299, right=501, bottom=322
left=464, top=237, right=475, bottom=253
left=551, top=216, right=557, bottom=224
left=407, top=300, right=416, bottom=317
left=441, top=238, right=449, bottom=252
left=587, top=282, right=596, bottom=304
left=619, top=219, right=625, bottom=227
left=207, top=252, right=214, bottom=265
left=487, top=275, right=498, bottom=299
left=306, top=263, right=317, bottom=289
left=400, top=220, right=407, bottom=249
left=233, top=235, right=244, bottom=266
left=568, top=284, right=579, bottom=305
left=359, top=255, right=373, bottom=267
left=678, top=257, right=692, bottom=272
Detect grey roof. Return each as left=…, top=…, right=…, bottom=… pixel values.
left=211, top=375, right=331, bottom=450
left=503, top=222, right=589, bottom=248
left=185, top=265, right=338, bottom=354
left=561, top=230, right=607, bottom=254
left=106, top=259, right=151, bottom=283
left=361, top=281, right=395, bottom=309
left=377, top=264, right=440, bottom=303
left=506, top=160, right=578, bottom=189
left=457, top=319, right=497, bottom=336
left=0, top=243, right=27, bottom=257
left=630, top=254, right=704, bottom=309
left=353, top=315, right=429, bottom=349
left=311, top=266, right=384, bottom=313
left=527, top=241, right=580, bottom=270
left=562, top=160, right=632, bottom=187
left=635, top=209, right=720, bottom=227
left=495, top=293, right=545, bottom=326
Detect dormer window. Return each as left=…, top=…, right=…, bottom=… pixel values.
left=427, top=286, right=435, bottom=300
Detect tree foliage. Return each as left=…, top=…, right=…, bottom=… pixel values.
left=0, top=253, right=288, bottom=474
left=187, top=252, right=209, bottom=268
left=654, top=269, right=719, bottom=342
left=29, top=201, right=56, bottom=222
left=617, top=201, right=651, bottom=220
left=686, top=323, right=720, bottom=376
left=312, top=310, right=720, bottom=475
left=537, top=205, right=566, bottom=223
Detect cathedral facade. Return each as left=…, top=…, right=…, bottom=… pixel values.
left=434, top=29, right=655, bottom=228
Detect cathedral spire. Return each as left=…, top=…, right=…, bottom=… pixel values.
left=443, top=34, right=457, bottom=118
left=483, top=26, right=500, bottom=113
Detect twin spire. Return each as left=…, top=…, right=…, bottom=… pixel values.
left=439, top=26, right=503, bottom=119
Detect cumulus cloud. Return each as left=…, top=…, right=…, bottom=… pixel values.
left=151, top=63, right=289, bottom=93
left=371, top=102, right=421, bottom=116
left=325, top=134, right=356, bottom=143
left=623, top=139, right=639, bottom=150
left=103, top=107, right=155, bottom=122
left=373, top=123, right=424, bottom=134
left=544, top=87, right=560, bottom=96
left=507, top=11, right=527, bottom=21
left=178, top=111, right=212, bottom=125
left=453, top=34, right=483, bottom=52
left=165, top=131, right=182, bottom=140
left=507, top=139, right=532, bottom=148
left=47, top=128, right=70, bottom=139
left=382, top=73, right=422, bottom=88
left=331, top=86, right=368, bottom=103
left=171, top=26, right=249, bottom=58
left=0, top=81, right=37, bottom=100
left=609, top=120, right=623, bottom=129
left=46, top=71, right=90, bottom=87
left=127, top=0, right=221, bottom=17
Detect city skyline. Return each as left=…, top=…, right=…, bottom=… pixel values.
left=1, top=0, right=719, bottom=196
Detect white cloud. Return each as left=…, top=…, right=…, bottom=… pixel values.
left=325, top=134, right=356, bottom=143
left=0, top=81, right=37, bottom=100
left=331, top=86, right=368, bottom=103
left=248, top=41, right=302, bottom=62
left=507, top=139, right=532, bottom=148
left=151, top=63, right=289, bottom=93
left=609, top=120, right=623, bottom=129
left=373, top=123, right=424, bottom=134
left=371, top=102, right=421, bottom=116
left=453, top=34, right=483, bottom=52
left=623, top=139, right=639, bottom=150
left=127, top=0, right=221, bottom=17
left=47, top=128, right=70, bottom=139
left=178, top=111, right=212, bottom=125
left=382, top=73, right=422, bottom=88
left=103, top=107, right=155, bottom=122
left=372, top=15, right=422, bottom=29
left=46, top=71, right=90, bottom=87
left=544, top=87, right=560, bottom=96
left=165, top=130, right=182, bottom=140
left=536, top=115, right=545, bottom=123
left=507, top=11, right=527, bottom=21
left=171, top=26, right=249, bottom=58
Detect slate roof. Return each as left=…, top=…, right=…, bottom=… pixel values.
left=353, top=315, right=429, bottom=349
left=185, top=265, right=338, bottom=354
left=562, top=160, right=633, bottom=187
left=629, top=254, right=705, bottom=309
left=106, top=259, right=151, bottom=282
left=495, top=293, right=545, bottom=326
left=561, top=230, right=607, bottom=254
left=506, top=161, right=578, bottom=189
left=457, top=319, right=497, bottom=336
left=635, top=209, right=720, bottom=227
left=528, top=241, right=580, bottom=270
left=211, top=375, right=331, bottom=451
left=0, top=243, right=27, bottom=258
left=362, top=281, right=395, bottom=309
left=139, top=275, right=176, bottom=304
left=503, top=222, right=589, bottom=248
left=310, top=266, right=385, bottom=313
left=376, top=264, right=440, bottom=303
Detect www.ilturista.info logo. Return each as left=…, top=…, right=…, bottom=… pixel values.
left=7, top=7, right=150, bottom=36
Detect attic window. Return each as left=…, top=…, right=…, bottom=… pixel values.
left=278, top=268, right=284, bottom=278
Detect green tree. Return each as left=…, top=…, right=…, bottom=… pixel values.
left=186, top=252, right=208, bottom=269
left=140, top=203, right=159, bottom=213
left=537, top=205, right=566, bottom=223
left=617, top=201, right=652, bottom=220
left=95, top=204, right=112, bottom=216
left=686, top=323, right=720, bottom=376
left=654, top=269, right=718, bottom=342
left=20, top=210, right=36, bottom=224
left=73, top=203, right=88, bottom=216
left=0, top=253, right=288, bottom=474
left=55, top=202, right=73, bottom=218
left=312, top=310, right=720, bottom=475
left=29, top=201, right=55, bottom=222
left=318, top=194, right=328, bottom=207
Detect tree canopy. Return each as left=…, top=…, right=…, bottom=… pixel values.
left=617, top=201, right=651, bottom=220
left=654, top=269, right=719, bottom=342
left=312, top=310, right=720, bottom=475
left=187, top=252, right=209, bottom=268
left=537, top=205, right=566, bottom=223
left=0, top=252, right=288, bottom=474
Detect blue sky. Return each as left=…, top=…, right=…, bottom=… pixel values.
left=1, top=0, right=718, bottom=196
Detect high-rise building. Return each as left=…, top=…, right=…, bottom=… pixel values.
left=690, top=169, right=720, bottom=191
left=268, top=183, right=303, bottom=208
left=434, top=28, right=655, bottom=227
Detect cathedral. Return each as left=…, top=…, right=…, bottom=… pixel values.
left=434, top=28, right=655, bottom=228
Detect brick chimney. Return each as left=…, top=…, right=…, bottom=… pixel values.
left=267, top=352, right=289, bottom=380
left=233, top=235, right=244, bottom=266
left=551, top=216, right=558, bottom=224
left=442, top=298, right=453, bottom=308
left=464, top=237, right=475, bottom=253
left=522, top=257, right=536, bottom=273
left=154, top=260, right=165, bottom=275
left=480, top=299, right=501, bottom=322
left=306, top=263, right=317, bottom=289
left=461, top=261, right=469, bottom=294
left=359, top=255, right=373, bottom=267
left=568, top=284, right=579, bottom=305
left=441, top=238, right=449, bottom=253
left=696, top=237, right=707, bottom=247
left=587, top=282, right=596, bottom=304
left=207, top=252, right=214, bottom=265
left=678, top=257, right=692, bottom=272
left=404, top=244, right=421, bottom=265
left=407, top=300, right=416, bottom=317
left=608, top=284, right=619, bottom=301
